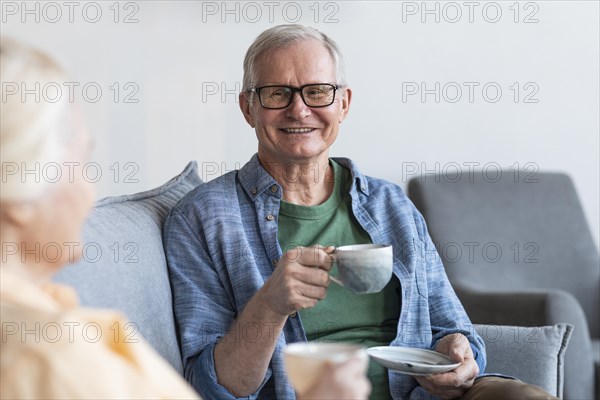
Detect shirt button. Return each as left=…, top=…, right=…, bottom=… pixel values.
left=266, top=214, right=275, bottom=221
left=270, top=185, right=278, bottom=193
left=272, top=258, right=279, bottom=267
left=251, top=187, right=258, bottom=195
left=289, top=311, right=297, bottom=318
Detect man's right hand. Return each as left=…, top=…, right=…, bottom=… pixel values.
left=258, top=245, right=335, bottom=317
left=214, top=245, right=335, bottom=396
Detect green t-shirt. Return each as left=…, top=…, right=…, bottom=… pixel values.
left=277, top=160, right=401, bottom=400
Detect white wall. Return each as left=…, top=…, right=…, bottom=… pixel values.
left=3, top=1, right=598, bottom=247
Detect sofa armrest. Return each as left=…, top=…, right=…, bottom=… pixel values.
left=458, top=289, right=595, bottom=399
left=474, top=323, right=573, bottom=398
left=457, top=289, right=586, bottom=329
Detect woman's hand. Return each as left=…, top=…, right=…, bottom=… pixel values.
left=299, top=356, right=371, bottom=400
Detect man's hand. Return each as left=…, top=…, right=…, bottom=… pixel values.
left=258, top=245, right=335, bottom=317
left=415, top=333, right=479, bottom=400
left=214, top=245, right=335, bottom=396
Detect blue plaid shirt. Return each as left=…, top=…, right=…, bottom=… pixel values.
left=164, top=154, right=486, bottom=400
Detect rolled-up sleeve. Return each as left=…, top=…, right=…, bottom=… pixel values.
left=187, top=342, right=272, bottom=400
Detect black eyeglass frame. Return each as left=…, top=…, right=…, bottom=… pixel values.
left=247, top=83, right=340, bottom=109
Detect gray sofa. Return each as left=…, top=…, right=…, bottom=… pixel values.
left=55, top=162, right=573, bottom=398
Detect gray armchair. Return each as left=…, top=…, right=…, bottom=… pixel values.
left=408, top=171, right=599, bottom=399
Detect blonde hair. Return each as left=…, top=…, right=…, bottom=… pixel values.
left=1, top=38, right=72, bottom=202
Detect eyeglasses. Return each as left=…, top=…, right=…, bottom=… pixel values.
left=247, top=83, right=339, bottom=109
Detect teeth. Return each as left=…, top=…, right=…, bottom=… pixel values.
left=283, top=128, right=313, bottom=133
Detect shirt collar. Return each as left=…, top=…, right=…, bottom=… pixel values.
left=331, top=157, right=370, bottom=196
left=238, top=154, right=281, bottom=201
left=238, top=153, right=370, bottom=201
left=1, top=268, right=79, bottom=312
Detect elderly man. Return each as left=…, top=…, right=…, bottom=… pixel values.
left=164, top=25, right=555, bottom=399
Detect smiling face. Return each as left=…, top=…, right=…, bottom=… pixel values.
left=240, top=39, right=351, bottom=167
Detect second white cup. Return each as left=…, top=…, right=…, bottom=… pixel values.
left=283, top=342, right=367, bottom=395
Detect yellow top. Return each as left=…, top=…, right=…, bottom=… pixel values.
left=0, top=268, right=199, bottom=399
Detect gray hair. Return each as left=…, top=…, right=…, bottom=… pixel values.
left=1, top=38, right=72, bottom=201
left=242, top=24, right=347, bottom=92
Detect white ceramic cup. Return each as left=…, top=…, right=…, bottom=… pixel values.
left=283, top=342, right=367, bottom=395
left=331, top=244, right=393, bottom=294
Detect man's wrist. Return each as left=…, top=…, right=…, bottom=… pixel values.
left=250, top=288, right=290, bottom=322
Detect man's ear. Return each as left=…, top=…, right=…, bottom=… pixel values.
left=339, top=87, right=352, bottom=123
left=0, top=201, right=37, bottom=229
left=239, top=92, right=256, bottom=128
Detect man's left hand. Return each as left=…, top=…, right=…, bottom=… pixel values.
left=414, top=333, right=479, bottom=400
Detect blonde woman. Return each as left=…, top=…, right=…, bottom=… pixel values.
left=0, top=37, right=200, bottom=399
left=0, top=38, right=370, bottom=400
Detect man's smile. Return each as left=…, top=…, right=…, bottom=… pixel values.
left=280, top=128, right=317, bottom=133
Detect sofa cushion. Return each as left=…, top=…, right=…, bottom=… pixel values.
left=475, top=323, right=573, bottom=398
left=54, top=161, right=202, bottom=373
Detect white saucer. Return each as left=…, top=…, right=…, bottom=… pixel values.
left=367, top=346, right=461, bottom=376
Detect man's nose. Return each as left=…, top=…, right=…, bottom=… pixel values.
left=286, top=91, right=311, bottom=119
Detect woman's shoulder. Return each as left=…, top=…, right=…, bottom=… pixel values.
left=1, top=300, right=199, bottom=399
